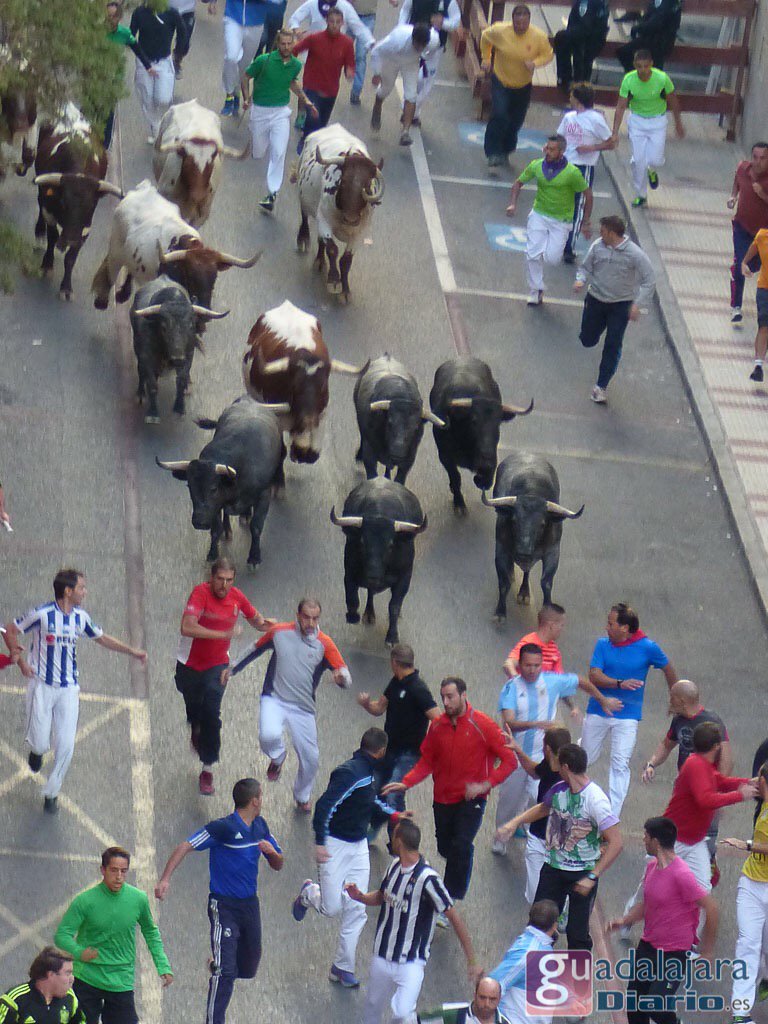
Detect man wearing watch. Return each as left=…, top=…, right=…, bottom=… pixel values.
left=581, top=601, right=677, bottom=816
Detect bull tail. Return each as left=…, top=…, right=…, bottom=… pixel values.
left=194, top=417, right=219, bottom=430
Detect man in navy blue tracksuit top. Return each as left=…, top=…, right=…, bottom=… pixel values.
left=155, top=778, right=283, bottom=1024
left=292, top=728, right=403, bottom=988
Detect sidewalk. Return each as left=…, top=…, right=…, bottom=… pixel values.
left=603, top=118, right=768, bottom=619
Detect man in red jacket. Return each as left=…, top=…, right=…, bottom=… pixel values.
left=382, top=676, right=517, bottom=916
left=664, top=721, right=758, bottom=892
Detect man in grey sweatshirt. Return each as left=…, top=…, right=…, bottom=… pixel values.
left=574, top=213, right=656, bottom=404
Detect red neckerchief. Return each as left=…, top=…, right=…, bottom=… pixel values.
left=610, top=629, right=647, bottom=648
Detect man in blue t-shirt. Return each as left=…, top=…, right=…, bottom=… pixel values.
left=154, top=778, right=283, bottom=1024
left=582, top=602, right=677, bottom=815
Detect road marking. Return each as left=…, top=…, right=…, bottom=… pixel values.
left=432, top=173, right=612, bottom=198
left=434, top=79, right=471, bottom=88
left=0, top=903, right=48, bottom=951
left=453, top=285, right=584, bottom=308
left=0, top=897, right=75, bottom=961
left=0, top=847, right=100, bottom=863
left=0, top=683, right=143, bottom=708
left=484, top=222, right=528, bottom=252
left=499, top=443, right=705, bottom=473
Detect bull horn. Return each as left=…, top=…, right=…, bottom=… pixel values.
left=481, top=491, right=518, bottom=508
left=214, top=464, right=237, bottom=479
left=393, top=516, right=427, bottom=534
left=257, top=402, right=291, bottom=413
left=97, top=179, right=124, bottom=198
left=220, top=143, right=250, bottom=160
left=545, top=500, right=584, bottom=519
left=315, top=146, right=344, bottom=168
left=191, top=305, right=230, bottom=320
left=217, top=250, right=262, bottom=269
left=134, top=304, right=164, bottom=318
left=262, top=356, right=290, bottom=375
left=158, top=248, right=189, bottom=264
left=422, top=408, right=446, bottom=428
left=449, top=397, right=472, bottom=408
left=370, top=400, right=391, bottom=411
left=363, top=171, right=385, bottom=204
left=502, top=398, right=534, bottom=417
left=155, top=457, right=191, bottom=471
left=330, top=360, right=361, bottom=375
left=330, top=507, right=364, bottom=528
left=158, top=140, right=179, bottom=153
left=33, top=173, right=63, bottom=187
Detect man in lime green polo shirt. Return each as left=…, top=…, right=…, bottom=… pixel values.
left=54, top=846, right=172, bottom=1024
left=612, top=48, right=684, bottom=207
left=506, top=134, right=592, bottom=305
left=241, top=27, right=317, bottom=212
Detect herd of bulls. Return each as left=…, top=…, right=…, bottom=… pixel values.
left=0, top=92, right=586, bottom=646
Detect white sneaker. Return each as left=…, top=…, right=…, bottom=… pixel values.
left=435, top=911, right=449, bottom=928
left=146, top=135, right=156, bottom=145
left=527, top=290, right=542, bottom=306
left=491, top=839, right=508, bottom=855
left=590, top=385, right=607, bottom=403
left=731, top=307, right=743, bottom=325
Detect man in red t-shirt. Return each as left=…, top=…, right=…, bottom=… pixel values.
left=293, top=9, right=355, bottom=151
left=503, top=603, right=566, bottom=677
left=175, top=557, right=274, bottom=795
left=728, top=142, right=768, bottom=324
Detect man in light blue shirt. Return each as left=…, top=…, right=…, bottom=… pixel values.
left=492, top=642, right=621, bottom=854
left=490, top=900, right=559, bottom=1024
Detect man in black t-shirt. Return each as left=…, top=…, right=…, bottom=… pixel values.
left=1, top=947, right=85, bottom=1024
left=502, top=726, right=571, bottom=903
left=358, top=643, right=439, bottom=841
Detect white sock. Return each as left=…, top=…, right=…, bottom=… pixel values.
left=755, top=359, right=763, bottom=366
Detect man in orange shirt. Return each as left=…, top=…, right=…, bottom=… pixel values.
left=743, top=225, right=768, bottom=381
left=503, top=603, right=565, bottom=677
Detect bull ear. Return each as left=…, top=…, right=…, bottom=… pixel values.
left=172, top=469, right=188, bottom=481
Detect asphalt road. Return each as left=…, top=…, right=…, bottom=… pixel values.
left=1, top=6, right=767, bottom=1022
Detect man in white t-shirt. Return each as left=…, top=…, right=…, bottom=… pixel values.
left=556, top=83, right=613, bottom=263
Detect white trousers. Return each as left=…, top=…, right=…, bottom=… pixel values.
left=362, top=955, right=425, bottom=1024
left=259, top=693, right=319, bottom=802
left=304, top=835, right=370, bottom=972
left=501, top=986, right=552, bottom=1024
left=525, top=210, right=572, bottom=293
left=627, top=112, right=668, bottom=198
left=249, top=104, right=291, bottom=195
left=732, top=875, right=768, bottom=1015
left=495, top=767, right=539, bottom=830
left=376, top=60, right=420, bottom=104
left=414, top=49, right=443, bottom=116
left=223, top=17, right=263, bottom=95
left=580, top=714, right=639, bottom=816
left=134, top=57, right=175, bottom=138
left=674, top=838, right=712, bottom=892
left=26, top=679, right=80, bottom=798
left=525, top=833, right=548, bottom=904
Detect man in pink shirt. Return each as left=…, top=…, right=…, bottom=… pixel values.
left=609, top=816, right=719, bottom=1022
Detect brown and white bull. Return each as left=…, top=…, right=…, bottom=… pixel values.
left=152, top=99, right=246, bottom=227
left=242, top=299, right=359, bottom=464
left=296, top=124, right=384, bottom=303
left=33, top=107, right=121, bottom=301
left=91, top=179, right=260, bottom=313
left=0, top=88, right=38, bottom=178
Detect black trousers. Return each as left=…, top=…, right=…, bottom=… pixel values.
left=207, top=894, right=262, bottom=1024
left=579, top=293, right=633, bottom=389
left=174, top=661, right=228, bottom=765
left=554, top=25, right=608, bottom=85
left=483, top=78, right=532, bottom=158
left=433, top=798, right=486, bottom=900
left=299, top=90, right=337, bottom=151
left=174, top=11, right=195, bottom=62
left=616, top=33, right=676, bottom=71
left=626, top=939, right=688, bottom=1024
left=534, top=862, right=598, bottom=950
left=73, top=980, right=138, bottom=1024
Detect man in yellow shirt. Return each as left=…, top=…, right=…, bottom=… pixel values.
left=481, top=5, right=553, bottom=172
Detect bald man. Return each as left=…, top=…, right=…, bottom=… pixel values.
left=420, top=976, right=512, bottom=1024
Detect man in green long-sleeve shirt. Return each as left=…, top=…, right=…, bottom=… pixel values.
left=55, top=846, right=172, bottom=1024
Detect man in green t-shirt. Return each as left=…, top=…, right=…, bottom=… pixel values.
left=506, top=134, right=592, bottom=305
left=241, top=27, right=317, bottom=212
left=612, top=48, right=684, bottom=207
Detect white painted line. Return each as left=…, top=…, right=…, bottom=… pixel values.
left=0, top=682, right=142, bottom=707
left=431, top=174, right=612, bottom=198
left=434, top=79, right=472, bottom=88
left=0, top=847, right=101, bottom=863
left=0, top=902, right=48, bottom=951
left=0, top=896, right=76, bottom=960
left=452, top=286, right=584, bottom=308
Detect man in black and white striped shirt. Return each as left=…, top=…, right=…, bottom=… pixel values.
left=345, top=819, right=481, bottom=1024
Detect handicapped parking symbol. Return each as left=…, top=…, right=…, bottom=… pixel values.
left=484, top=223, right=528, bottom=252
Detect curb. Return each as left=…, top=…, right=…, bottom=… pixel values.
left=602, top=147, right=768, bottom=627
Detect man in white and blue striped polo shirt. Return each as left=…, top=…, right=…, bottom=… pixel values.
left=493, top=642, right=622, bottom=854
left=489, top=900, right=559, bottom=1024
left=4, top=568, right=147, bottom=813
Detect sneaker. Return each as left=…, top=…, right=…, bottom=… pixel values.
left=435, top=911, right=449, bottom=928
left=750, top=364, right=764, bottom=382
left=329, top=964, right=360, bottom=988
left=292, top=879, right=314, bottom=921
left=220, top=95, right=236, bottom=117
left=757, top=979, right=768, bottom=1001
left=28, top=751, right=43, bottom=773
left=350, top=92, right=361, bottom=106
left=259, top=192, right=277, bottom=213
left=527, top=291, right=543, bottom=306
left=487, top=155, right=505, bottom=168
left=710, top=856, right=720, bottom=888
left=295, top=799, right=312, bottom=813
left=43, top=796, right=58, bottom=814
left=631, top=196, right=647, bottom=207
left=563, top=248, right=576, bottom=264
left=267, top=759, right=283, bottom=782
left=648, top=169, right=659, bottom=190
left=557, top=906, right=569, bottom=931
left=491, top=839, right=508, bottom=855
left=731, top=307, right=743, bottom=324
left=199, top=770, right=214, bottom=796
left=399, top=130, right=413, bottom=147
left=591, top=385, right=607, bottom=403
left=146, top=135, right=156, bottom=145
left=295, top=110, right=306, bottom=130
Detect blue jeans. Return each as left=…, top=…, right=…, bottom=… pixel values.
left=352, top=14, right=376, bottom=98
left=298, top=90, right=337, bottom=152
left=731, top=219, right=760, bottom=309
left=483, top=76, right=531, bottom=159
left=580, top=292, right=633, bottom=388
left=369, top=749, right=419, bottom=833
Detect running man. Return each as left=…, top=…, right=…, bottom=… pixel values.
left=55, top=847, right=172, bottom=1024
left=0, top=948, right=85, bottom=1024
left=175, top=557, right=273, bottom=796
left=368, top=23, right=440, bottom=146
left=4, top=568, right=147, bottom=814
left=155, top=778, right=283, bottom=1024
left=612, top=48, right=684, bottom=208
left=503, top=603, right=566, bottom=678
left=129, top=0, right=188, bottom=142
left=727, top=141, right=768, bottom=326
left=229, top=596, right=351, bottom=811
left=292, top=8, right=355, bottom=150
left=742, top=224, right=768, bottom=381
left=489, top=901, right=559, bottom=1023
left=398, top=0, right=463, bottom=127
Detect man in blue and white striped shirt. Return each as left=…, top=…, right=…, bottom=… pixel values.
left=4, top=568, right=147, bottom=813
left=489, top=900, right=559, bottom=1023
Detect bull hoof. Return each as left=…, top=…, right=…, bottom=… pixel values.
left=144, top=415, right=161, bottom=425
left=452, top=502, right=468, bottom=517
left=94, top=296, right=108, bottom=311
left=59, top=289, right=73, bottom=302
left=362, top=610, right=376, bottom=625
left=239, top=514, right=251, bottom=528
left=516, top=593, right=530, bottom=606
left=173, top=406, right=185, bottom=417
left=346, top=611, right=361, bottom=624
left=42, top=265, right=54, bottom=277
left=313, top=259, right=325, bottom=273
left=223, top=529, right=233, bottom=542
left=326, top=280, right=342, bottom=295
left=492, top=613, right=506, bottom=624
left=297, top=239, right=309, bottom=254
left=272, top=485, right=286, bottom=499
left=385, top=634, right=398, bottom=647
left=340, top=292, right=351, bottom=305
left=247, top=558, right=261, bottom=571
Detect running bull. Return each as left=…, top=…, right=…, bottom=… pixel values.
left=156, top=396, right=289, bottom=566
left=482, top=451, right=584, bottom=616
left=330, top=477, right=427, bottom=646
left=429, top=357, right=533, bottom=514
